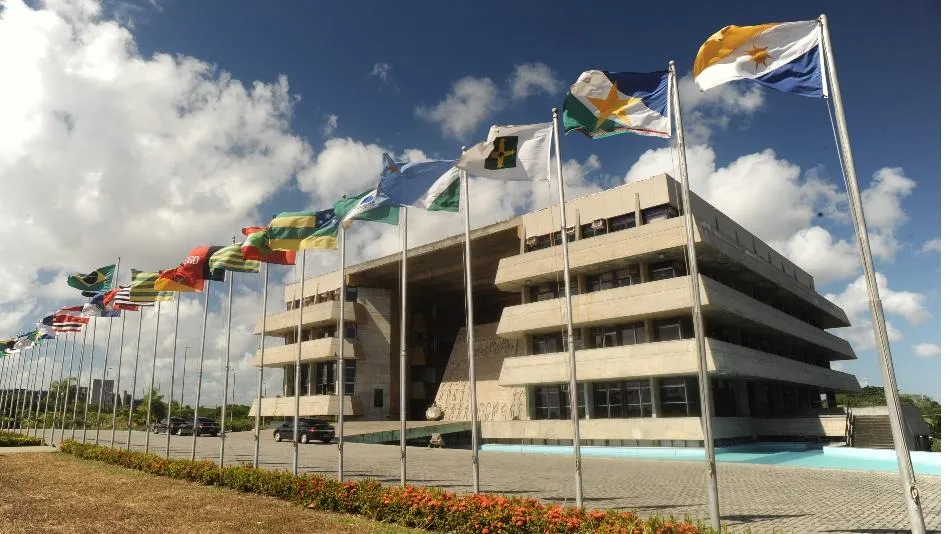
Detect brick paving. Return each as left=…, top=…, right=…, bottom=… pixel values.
left=44, top=429, right=941, bottom=533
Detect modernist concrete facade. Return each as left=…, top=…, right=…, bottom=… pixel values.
left=251, top=174, right=861, bottom=446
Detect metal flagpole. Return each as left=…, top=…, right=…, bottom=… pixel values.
left=71, top=327, right=89, bottom=440
left=669, top=62, right=721, bottom=529
left=144, top=302, right=162, bottom=454
left=818, top=15, right=926, bottom=533
left=39, top=337, right=60, bottom=440
left=20, top=345, right=36, bottom=434
left=126, top=312, right=144, bottom=451
left=253, top=262, right=269, bottom=469
left=459, top=168, right=481, bottom=494
left=110, top=312, right=128, bottom=448
left=94, top=257, right=121, bottom=444
left=13, top=348, right=31, bottom=434
left=81, top=317, right=99, bottom=443
left=35, top=340, right=53, bottom=438
left=53, top=332, right=76, bottom=444
left=292, top=250, right=307, bottom=475
left=165, top=293, right=182, bottom=459
left=551, top=108, right=583, bottom=508
left=26, top=342, right=47, bottom=436
left=17, top=348, right=34, bottom=433
left=2, top=351, right=16, bottom=431
left=336, top=229, right=346, bottom=482
left=219, top=267, right=235, bottom=467
left=0, top=352, right=9, bottom=430
left=5, top=350, right=25, bottom=431
left=190, top=284, right=212, bottom=461
left=399, top=207, right=408, bottom=486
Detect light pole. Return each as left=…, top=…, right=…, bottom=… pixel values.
left=179, top=346, right=189, bottom=416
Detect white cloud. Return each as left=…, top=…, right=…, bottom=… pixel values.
left=913, top=343, right=940, bottom=358
left=296, top=137, right=388, bottom=201
left=920, top=238, right=940, bottom=254
left=322, top=114, right=338, bottom=138
left=825, top=273, right=931, bottom=351
left=861, top=167, right=915, bottom=231
left=368, top=62, right=392, bottom=83
left=509, top=62, right=560, bottom=99
left=675, top=75, right=766, bottom=144
left=414, top=76, right=500, bottom=140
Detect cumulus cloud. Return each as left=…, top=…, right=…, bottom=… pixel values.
left=913, top=343, right=940, bottom=358
left=414, top=76, right=500, bottom=140
left=920, top=238, right=940, bottom=254
left=675, top=76, right=766, bottom=144
left=322, top=114, right=338, bottom=138
left=510, top=62, right=561, bottom=99
left=825, top=273, right=931, bottom=351
left=368, top=62, right=392, bottom=83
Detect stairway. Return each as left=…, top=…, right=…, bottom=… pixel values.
left=851, top=415, right=896, bottom=449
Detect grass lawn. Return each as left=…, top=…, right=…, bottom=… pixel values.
left=0, top=452, right=417, bottom=533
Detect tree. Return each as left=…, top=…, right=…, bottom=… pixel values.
left=135, top=388, right=166, bottom=423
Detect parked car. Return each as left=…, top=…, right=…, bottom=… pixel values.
left=177, top=417, right=220, bottom=437
left=152, top=417, right=186, bottom=435
left=273, top=418, right=335, bottom=444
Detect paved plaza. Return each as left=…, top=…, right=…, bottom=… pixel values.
left=22, top=427, right=943, bottom=533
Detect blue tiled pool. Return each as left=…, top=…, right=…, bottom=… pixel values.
left=480, top=442, right=941, bottom=476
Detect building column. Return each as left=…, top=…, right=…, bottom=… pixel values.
left=650, top=377, right=660, bottom=418
left=735, top=380, right=751, bottom=416
left=583, top=382, right=592, bottom=420
left=639, top=261, right=650, bottom=285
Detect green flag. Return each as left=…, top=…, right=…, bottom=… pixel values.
left=66, top=264, right=116, bottom=292
left=334, top=189, right=400, bottom=229
left=208, top=244, right=261, bottom=273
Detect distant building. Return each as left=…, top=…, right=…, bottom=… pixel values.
left=90, top=379, right=115, bottom=407
left=250, top=174, right=861, bottom=446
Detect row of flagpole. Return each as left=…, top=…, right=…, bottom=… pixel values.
left=0, top=14, right=926, bottom=532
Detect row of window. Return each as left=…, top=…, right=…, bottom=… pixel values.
left=528, top=260, right=686, bottom=303
left=283, top=322, right=357, bottom=345
left=533, top=377, right=700, bottom=420
left=285, top=360, right=356, bottom=396
left=530, top=317, right=694, bottom=355
left=286, top=287, right=358, bottom=311
left=524, top=204, right=679, bottom=253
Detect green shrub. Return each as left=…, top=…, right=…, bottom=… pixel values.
left=931, top=439, right=940, bottom=452
left=0, top=431, right=44, bottom=447
left=59, top=440, right=734, bottom=533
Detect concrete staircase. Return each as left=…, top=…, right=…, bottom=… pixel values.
left=851, top=415, right=895, bottom=449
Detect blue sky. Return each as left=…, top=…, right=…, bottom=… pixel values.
left=0, top=0, right=940, bottom=402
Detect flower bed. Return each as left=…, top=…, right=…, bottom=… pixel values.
left=0, top=431, right=44, bottom=447
left=60, top=440, right=733, bottom=533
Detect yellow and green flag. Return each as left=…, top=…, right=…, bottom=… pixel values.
left=208, top=244, right=261, bottom=273
left=129, top=270, right=175, bottom=303
left=66, top=264, right=116, bottom=292
left=265, top=208, right=340, bottom=251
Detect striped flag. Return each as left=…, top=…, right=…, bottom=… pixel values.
left=51, top=314, right=89, bottom=333
left=58, top=305, right=85, bottom=314
left=208, top=244, right=261, bottom=273
left=129, top=270, right=175, bottom=303
left=241, top=226, right=296, bottom=265
left=266, top=209, right=340, bottom=250
left=104, top=286, right=150, bottom=311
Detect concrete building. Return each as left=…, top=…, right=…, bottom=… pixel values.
left=90, top=379, right=114, bottom=407
left=251, top=174, right=861, bottom=446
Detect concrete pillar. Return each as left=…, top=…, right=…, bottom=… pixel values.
left=308, top=363, right=318, bottom=396
left=649, top=377, right=660, bottom=417
left=583, top=382, right=592, bottom=420
left=634, top=193, right=642, bottom=226
left=643, top=319, right=654, bottom=343
left=735, top=380, right=751, bottom=416
left=639, top=261, right=649, bottom=284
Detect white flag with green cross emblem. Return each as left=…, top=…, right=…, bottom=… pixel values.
left=456, top=123, right=551, bottom=181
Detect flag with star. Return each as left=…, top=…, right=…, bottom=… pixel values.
left=66, top=264, right=116, bottom=292
left=563, top=70, right=670, bottom=139
left=456, top=123, right=552, bottom=181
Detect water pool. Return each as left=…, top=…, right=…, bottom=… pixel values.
left=480, top=442, right=941, bottom=476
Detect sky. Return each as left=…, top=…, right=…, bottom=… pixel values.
left=0, top=0, right=941, bottom=406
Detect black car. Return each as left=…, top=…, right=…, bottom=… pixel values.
left=273, top=418, right=335, bottom=444
left=153, top=417, right=186, bottom=434
left=178, top=417, right=220, bottom=437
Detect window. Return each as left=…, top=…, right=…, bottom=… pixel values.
left=585, top=272, right=614, bottom=292
left=529, top=284, right=557, bottom=302
left=315, top=362, right=336, bottom=395
left=648, top=260, right=684, bottom=281
left=534, top=385, right=563, bottom=420
left=588, top=326, right=620, bottom=349
left=580, top=219, right=607, bottom=239
left=642, top=204, right=679, bottom=223
left=344, top=322, right=357, bottom=339
left=532, top=332, right=563, bottom=355
left=552, top=229, right=576, bottom=245
left=608, top=212, right=637, bottom=232
left=654, top=318, right=692, bottom=342
left=614, top=267, right=641, bottom=287
left=299, top=363, right=310, bottom=395
left=303, top=295, right=316, bottom=307
left=345, top=287, right=358, bottom=302
left=659, top=377, right=700, bottom=417
left=593, top=382, right=624, bottom=418
left=619, top=322, right=646, bottom=345
left=591, top=380, right=651, bottom=418
left=344, top=360, right=356, bottom=395
left=373, top=388, right=384, bottom=408
left=525, top=233, right=552, bottom=252
left=625, top=380, right=653, bottom=417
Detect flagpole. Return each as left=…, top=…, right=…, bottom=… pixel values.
left=13, top=348, right=31, bottom=434
left=26, top=342, right=47, bottom=436
left=20, top=345, right=35, bottom=434
left=399, top=206, right=408, bottom=485
left=191, top=284, right=212, bottom=462
left=551, top=108, right=584, bottom=508
left=35, top=340, right=53, bottom=438
left=292, top=250, right=306, bottom=475
left=144, top=301, right=162, bottom=454
left=110, top=312, right=128, bottom=448
left=71, top=327, right=89, bottom=440
left=669, top=62, right=721, bottom=529
left=52, top=332, right=75, bottom=444
left=336, top=228, right=346, bottom=482
left=81, top=317, right=98, bottom=443
left=459, top=167, right=482, bottom=494
left=95, top=318, right=116, bottom=445
left=126, top=312, right=144, bottom=451
left=165, top=293, right=182, bottom=459
left=39, top=337, right=60, bottom=441
left=5, top=350, right=24, bottom=431
left=253, top=262, right=269, bottom=469
left=219, top=265, right=235, bottom=467
left=17, top=348, right=34, bottom=434
left=818, top=15, right=926, bottom=533
left=0, top=353, right=9, bottom=430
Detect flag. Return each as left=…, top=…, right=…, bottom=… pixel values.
left=36, top=323, right=57, bottom=339
left=694, top=20, right=825, bottom=97
left=83, top=293, right=121, bottom=317
left=104, top=286, right=148, bottom=311
left=563, top=70, right=671, bottom=138
left=14, top=334, right=34, bottom=351
left=377, top=153, right=461, bottom=212
left=58, top=305, right=86, bottom=314
left=156, top=246, right=227, bottom=292
left=66, top=264, right=116, bottom=292
left=50, top=314, right=89, bottom=333
left=208, top=244, right=261, bottom=273
left=334, top=189, right=400, bottom=230
left=240, top=227, right=296, bottom=265
left=266, top=209, right=340, bottom=250
left=128, top=270, right=175, bottom=303
left=456, top=123, right=552, bottom=181
left=0, top=339, right=14, bottom=353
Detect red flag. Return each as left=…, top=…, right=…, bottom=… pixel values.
left=241, top=226, right=296, bottom=265
left=156, top=246, right=226, bottom=292
left=58, top=305, right=85, bottom=314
